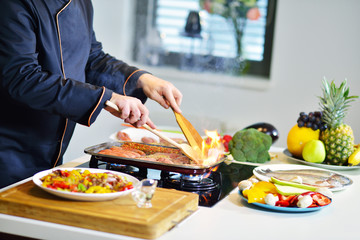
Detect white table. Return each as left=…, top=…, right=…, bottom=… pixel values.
left=1, top=148, right=360, bottom=240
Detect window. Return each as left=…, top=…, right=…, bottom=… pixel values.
left=133, top=0, right=276, bottom=79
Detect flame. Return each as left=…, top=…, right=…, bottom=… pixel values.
left=199, top=130, right=224, bottom=165
left=202, top=165, right=219, bottom=179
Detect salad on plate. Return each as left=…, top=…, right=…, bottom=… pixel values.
left=33, top=168, right=139, bottom=201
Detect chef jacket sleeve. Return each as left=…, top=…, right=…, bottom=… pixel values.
left=0, top=1, right=111, bottom=126
left=85, top=31, right=148, bottom=104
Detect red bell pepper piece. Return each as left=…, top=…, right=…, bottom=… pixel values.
left=276, top=195, right=297, bottom=207
left=59, top=170, right=70, bottom=177
left=311, top=192, right=332, bottom=206
left=52, top=181, right=70, bottom=189
left=297, top=191, right=332, bottom=207
left=276, top=200, right=290, bottom=207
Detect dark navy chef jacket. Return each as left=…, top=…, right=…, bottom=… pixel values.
left=0, top=0, right=147, bottom=187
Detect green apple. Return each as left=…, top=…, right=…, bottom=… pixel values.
left=274, top=183, right=310, bottom=196
left=270, top=177, right=317, bottom=191
left=302, top=139, right=326, bottom=163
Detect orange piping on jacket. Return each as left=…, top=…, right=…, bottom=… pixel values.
left=87, top=86, right=106, bottom=127
left=122, top=69, right=142, bottom=96
left=53, top=0, right=72, bottom=168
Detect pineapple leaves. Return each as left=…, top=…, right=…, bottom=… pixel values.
left=319, top=77, right=358, bottom=128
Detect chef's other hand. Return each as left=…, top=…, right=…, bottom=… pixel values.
left=138, top=74, right=183, bottom=113
left=105, top=93, right=156, bottom=129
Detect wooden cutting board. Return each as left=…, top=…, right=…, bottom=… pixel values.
left=0, top=180, right=199, bottom=239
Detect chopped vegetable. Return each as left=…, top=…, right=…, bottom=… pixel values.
left=241, top=180, right=332, bottom=209
left=277, top=195, right=297, bottom=207
left=242, top=181, right=277, bottom=204
left=40, top=169, right=133, bottom=193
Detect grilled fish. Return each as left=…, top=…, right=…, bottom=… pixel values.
left=255, top=168, right=352, bottom=189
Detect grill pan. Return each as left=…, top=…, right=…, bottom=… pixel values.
left=84, top=142, right=226, bottom=175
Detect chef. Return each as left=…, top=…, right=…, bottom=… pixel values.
left=0, top=0, right=182, bottom=188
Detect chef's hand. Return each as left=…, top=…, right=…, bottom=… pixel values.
left=105, top=93, right=156, bottom=129
left=138, top=74, right=183, bottom=113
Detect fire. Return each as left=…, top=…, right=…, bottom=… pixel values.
left=202, top=165, right=219, bottom=179
left=200, top=130, right=224, bottom=165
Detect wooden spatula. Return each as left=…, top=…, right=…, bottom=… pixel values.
left=171, top=108, right=204, bottom=152
left=105, top=101, right=202, bottom=164
left=141, top=124, right=202, bottom=164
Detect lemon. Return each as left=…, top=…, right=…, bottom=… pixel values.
left=302, top=140, right=326, bottom=163
left=348, top=147, right=360, bottom=166
left=287, top=124, right=320, bottom=158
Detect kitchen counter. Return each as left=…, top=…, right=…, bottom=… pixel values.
left=1, top=147, right=360, bottom=240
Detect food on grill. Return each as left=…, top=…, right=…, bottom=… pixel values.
left=116, top=130, right=187, bottom=146
left=98, top=146, right=146, bottom=158
left=40, top=169, right=134, bottom=193
left=121, top=142, right=182, bottom=154
left=137, top=152, right=191, bottom=165
left=159, top=138, right=187, bottom=145
left=97, top=142, right=195, bottom=165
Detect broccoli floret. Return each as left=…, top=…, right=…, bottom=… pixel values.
left=228, top=128, right=272, bottom=163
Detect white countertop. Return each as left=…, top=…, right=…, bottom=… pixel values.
left=1, top=148, right=360, bottom=240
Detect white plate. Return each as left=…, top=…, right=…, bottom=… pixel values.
left=226, top=152, right=279, bottom=167
left=33, top=168, right=139, bottom=201
left=253, top=164, right=353, bottom=192
left=109, top=127, right=186, bottom=143
left=283, top=149, right=360, bottom=171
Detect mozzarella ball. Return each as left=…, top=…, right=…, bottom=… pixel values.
left=265, top=194, right=279, bottom=206
left=249, top=177, right=259, bottom=184
left=238, top=180, right=253, bottom=191
left=315, top=187, right=333, bottom=198
left=297, top=195, right=313, bottom=208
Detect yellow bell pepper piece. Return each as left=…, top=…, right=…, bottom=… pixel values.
left=243, top=181, right=277, bottom=204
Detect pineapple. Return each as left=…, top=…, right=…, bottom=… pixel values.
left=319, top=78, right=358, bottom=165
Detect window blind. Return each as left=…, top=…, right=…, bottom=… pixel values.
left=155, top=0, right=269, bottom=61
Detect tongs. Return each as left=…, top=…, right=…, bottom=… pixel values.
left=105, top=101, right=202, bottom=164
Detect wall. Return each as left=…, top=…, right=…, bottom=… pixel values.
left=63, top=0, right=360, bottom=162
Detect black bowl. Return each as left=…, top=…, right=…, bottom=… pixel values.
left=243, top=122, right=279, bottom=144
